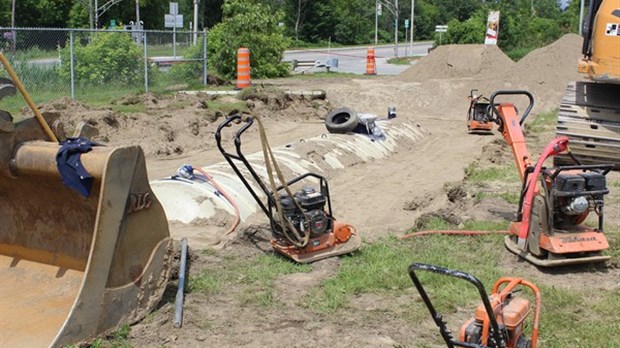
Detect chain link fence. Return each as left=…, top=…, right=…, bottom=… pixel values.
left=0, top=27, right=207, bottom=111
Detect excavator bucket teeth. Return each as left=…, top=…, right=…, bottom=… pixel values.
left=0, top=118, right=172, bottom=347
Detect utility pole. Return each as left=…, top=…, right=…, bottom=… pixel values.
left=135, top=0, right=140, bottom=27
left=193, top=0, right=199, bottom=45
left=375, top=0, right=378, bottom=44
left=11, top=0, right=16, bottom=51
left=409, top=0, right=414, bottom=56
left=11, top=0, right=15, bottom=28
left=394, top=0, right=398, bottom=58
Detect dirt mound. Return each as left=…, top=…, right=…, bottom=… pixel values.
left=39, top=89, right=332, bottom=158
left=398, top=44, right=514, bottom=81
left=503, top=34, right=584, bottom=112
left=506, top=34, right=583, bottom=100
left=510, top=33, right=583, bottom=85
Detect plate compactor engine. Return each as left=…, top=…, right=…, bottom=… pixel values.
left=409, top=263, right=541, bottom=348
left=279, top=186, right=330, bottom=240
left=216, top=114, right=361, bottom=263
left=552, top=171, right=607, bottom=227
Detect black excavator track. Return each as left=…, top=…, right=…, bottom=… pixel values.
left=555, top=81, right=620, bottom=169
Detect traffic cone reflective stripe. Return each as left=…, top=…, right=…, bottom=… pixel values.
left=236, top=47, right=251, bottom=89
left=365, top=47, right=376, bottom=75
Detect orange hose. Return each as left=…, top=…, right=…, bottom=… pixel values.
left=194, top=167, right=240, bottom=236
left=399, top=230, right=511, bottom=239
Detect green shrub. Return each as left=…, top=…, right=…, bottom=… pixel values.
left=440, top=16, right=486, bottom=45
left=207, top=0, right=290, bottom=80
left=57, top=32, right=146, bottom=86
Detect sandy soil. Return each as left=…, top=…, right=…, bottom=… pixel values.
left=34, top=33, right=619, bottom=347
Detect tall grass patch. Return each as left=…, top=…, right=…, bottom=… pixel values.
left=305, top=216, right=508, bottom=313
left=465, top=162, right=519, bottom=183
left=188, top=251, right=311, bottom=307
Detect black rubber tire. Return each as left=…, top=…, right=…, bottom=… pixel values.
left=325, top=107, right=359, bottom=133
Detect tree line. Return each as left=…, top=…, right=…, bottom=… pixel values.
left=1, top=0, right=582, bottom=50
left=0, top=0, right=584, bottom=81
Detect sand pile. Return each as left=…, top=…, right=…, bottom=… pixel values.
left=398, top=44, right=514, bottom=81
left=507, top=33, right=583, bottom=89
left=503, top=33, right=584, bottom=111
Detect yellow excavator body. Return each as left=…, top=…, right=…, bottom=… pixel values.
left=0, top=57, right=172, bottom=347
left=556, top=0, right=620, bottom=168
left=578, top=0, right=620, bottom=81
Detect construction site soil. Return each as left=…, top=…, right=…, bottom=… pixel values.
left=31, top=33, right=618, bottom=347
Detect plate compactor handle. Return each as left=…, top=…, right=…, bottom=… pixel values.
left=408, top=263, right=505, bottom=348
left=489, top=90, right=535, bottom=126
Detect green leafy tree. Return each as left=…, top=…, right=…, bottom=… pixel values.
left=68, top=2, right=90, bottom=28
left=559, top=0, right=583, bottom=33
left=524, top=17, right=563, bottom=48
left=207, top=0, right=290, bottom=79
left=441, top=14, right=486, bottom=45
left=434, top=0, right=483, bottom=22
left=413, top=0, right=441, bottom=40
left=57, top=32, right=145, bottom=86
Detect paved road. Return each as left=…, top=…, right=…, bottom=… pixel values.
left=283, top=42, right=433, bottom=75
left=26, top=41, right=433, bottom=76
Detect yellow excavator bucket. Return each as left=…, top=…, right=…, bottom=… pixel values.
left=0, top=115, right=172, bottom=347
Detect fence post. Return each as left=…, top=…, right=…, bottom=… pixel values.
left=70, top=30, right=75, bottom=100
left=203, top=29, right=207, bottom=86
left=143, top=31, right=148, bottom=93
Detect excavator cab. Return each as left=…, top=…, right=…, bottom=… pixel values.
left=0, top=55, right=172, bottom=347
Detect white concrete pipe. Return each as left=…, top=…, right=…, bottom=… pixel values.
left=151, top=120, right=426, bottom=224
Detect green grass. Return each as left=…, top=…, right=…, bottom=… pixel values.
left=605, top=225, right=620, bottom=261
left=528, top=110, right=558, bottom=133
left=386, top=56, right=422, bottom=65
left=83, top=324, right=131, bottom=348
left=147, top=46, right=192, bottom=57
left=498, top=191, right=521, bottom=204
left=304, top=216, right=509, bottom=313
left=235, top=254, right=311, bottom=306
left=6, top=47, right=59, bottom=60
left=465, top=162, right=519, bottom=183
left=289, top=71, right=367, bottom=79
left=188, top=252, right=311, bottom=307
left=539, top=286, right=620, bottom=347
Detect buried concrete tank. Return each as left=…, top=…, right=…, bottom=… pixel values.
left=151, top=119, right=427, bottom=225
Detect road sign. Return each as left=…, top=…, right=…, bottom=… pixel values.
left=169, top=2, right=179, bottom=15
left=165, top=14, right=183, bottom=28
left=405, top=19, right=409, bottom=29
left=377, top=3, right=382, bottom=16
left=435, top=25, right=448, bottom=32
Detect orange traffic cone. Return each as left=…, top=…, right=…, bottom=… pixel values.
left=365, top=47, right=376, bottom=75
left=236, top=47, right=251, bottom=89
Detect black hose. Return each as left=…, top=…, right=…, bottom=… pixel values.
left=174, top=238, right=188, bottom=328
